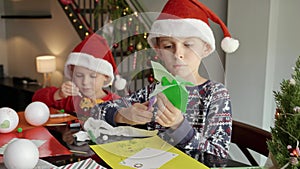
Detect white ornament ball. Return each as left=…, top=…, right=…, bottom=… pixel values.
left=25, top=101, right=50, bottom=126
left=102, top=135, right=108, bottom=141
left=4, top=139, right=39, bottom=169
left=0, top=107, right=19, bottom=133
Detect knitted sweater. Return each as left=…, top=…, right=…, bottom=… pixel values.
left=91, top=80, right=232, bottom=159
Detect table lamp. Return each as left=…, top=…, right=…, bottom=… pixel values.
left=36, top=55, right=56, bottom=87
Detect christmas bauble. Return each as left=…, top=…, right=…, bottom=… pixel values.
left=113, top=43, right=119, bottom=49
left=4, top=139, right=39, bottom=169
left=60, top=0, right=73, bottom=5
left=24, top=102, right=50, bottom=126
left=127, top=45, right=134, bottom=52
left=0, top=107, right=19, bottom=133
left=148, top=74, right=155, bottom=83
left=136, top=42, right=143, bottom=50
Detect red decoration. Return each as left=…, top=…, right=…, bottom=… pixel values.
left=128, top=45, right=134, bottom=52
left=60, top=0, right=73, bottom=5
left=148, top=74, right=154, bottom=83
left=75, top=8, right=81, bottom=13
left=113, top=43, right=119, bottom=49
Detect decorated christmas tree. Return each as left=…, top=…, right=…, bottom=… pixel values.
left=59, top=0, right=156, bottom=93
left=267, top=56, right=300, bottom=169
left=94, top=0, right=157, bottom=93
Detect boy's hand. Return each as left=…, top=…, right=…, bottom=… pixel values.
left=54, top=81, right=81, bottom=100
left=62, top=129, right=75, bottom=145
left=156, top=93, right=184, bottom=129
left=115, top=103, right=153, bottom=125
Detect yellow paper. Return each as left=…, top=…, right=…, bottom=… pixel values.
left=90, top=135, right=209, bottom=169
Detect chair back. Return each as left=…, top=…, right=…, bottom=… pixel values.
left=231, top=120, right=272, bottom=166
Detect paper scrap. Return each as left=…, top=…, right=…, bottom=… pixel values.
left=120, top=147, right=178, bottom=169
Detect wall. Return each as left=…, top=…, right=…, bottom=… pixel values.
left=0, top=0, right=8, bottom=75
left=226, top=0, right=300, bottom=165
left=226, top=0, right=271, bottom=129
left=137, top=0, right=167, bottom=12
left=227, top=0, right=300, bottom=130
left=2, top=0, right=81, bottom=86
left=273, top=1, right=300, bottom=91
left=1, top=0, right=228, bottom=86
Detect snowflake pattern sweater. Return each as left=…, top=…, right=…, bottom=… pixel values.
left=90, top=80, right=232, bottom=159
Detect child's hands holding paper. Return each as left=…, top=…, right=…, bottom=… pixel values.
left=155, top=93, right=184, bottom=129
left=115, top=102, right=154, bottom=125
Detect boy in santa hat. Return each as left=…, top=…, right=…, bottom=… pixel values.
left=32, top=33, right=126, bottom=122
left=91, top=0, right=239, bottom=166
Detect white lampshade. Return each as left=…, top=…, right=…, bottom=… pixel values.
left=36, top=55, right=56, bottom=73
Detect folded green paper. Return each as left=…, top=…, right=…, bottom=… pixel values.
left=149, top=61, right=194, bottom=113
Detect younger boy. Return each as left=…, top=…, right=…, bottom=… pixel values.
left=32, top=33, right=125, bottom=120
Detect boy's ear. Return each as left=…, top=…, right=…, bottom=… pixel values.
left=203, top=43, right=212, bottom=57
left=102, top=75, right=109, bottom=82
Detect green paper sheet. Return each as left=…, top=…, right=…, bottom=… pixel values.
left=149, top=61, right=194, bottom=113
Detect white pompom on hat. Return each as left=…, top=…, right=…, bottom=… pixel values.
left=147, top=0, right=239, bottom=55
left=64, top=33, right=126, bottom=90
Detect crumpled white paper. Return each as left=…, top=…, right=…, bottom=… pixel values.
left=73, top=131, right=90, bottom=142
left=74, top=118, right=158, bottom=142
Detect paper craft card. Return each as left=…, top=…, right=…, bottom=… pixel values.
left=120, top=147, right=178, bottom=169
left=90, top=135, right=209, bottom=169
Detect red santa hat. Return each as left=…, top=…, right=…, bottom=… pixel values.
left=147, top=0, right=239, bottom=55
left=64, top=33, right=126, bottom=90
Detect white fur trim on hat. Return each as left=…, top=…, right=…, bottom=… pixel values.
left=64, top=52, right=114, bottom=87
left=114, top=74, right=126, bottom=90
left=221, top=37, right=239, bottom=53
left=147, top=18, right=215, bottom=55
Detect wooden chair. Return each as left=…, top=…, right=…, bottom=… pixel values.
left=231, top=120, right=272, bottom=166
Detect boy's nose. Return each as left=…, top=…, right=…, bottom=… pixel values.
left=174, top=47, right=184, bottom=59
left=82, top=76, right=89, bottom=85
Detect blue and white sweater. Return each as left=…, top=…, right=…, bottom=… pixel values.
left=90, top=80, right=232, bottom=159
